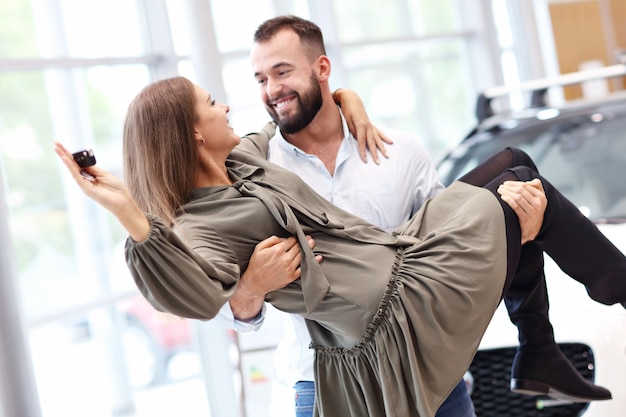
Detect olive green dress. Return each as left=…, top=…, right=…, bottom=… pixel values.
left=125, top=144, right=508, bottom=417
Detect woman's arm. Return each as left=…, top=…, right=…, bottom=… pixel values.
left=237, top=121, right=276, bottom=159
left=54, top=142, right=238, bottom=320
left=239, top=89, right=393, bottom=164
left=126, top=216, right=240, bottom=320
left=54, top=142, right=150, bottom=242
left=333, top=88, right=393, bottom=164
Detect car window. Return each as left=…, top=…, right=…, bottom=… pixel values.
left=438, top=108, right=626, bottom=222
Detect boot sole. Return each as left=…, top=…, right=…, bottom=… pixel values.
left=511, top=378, right=612, bottom=402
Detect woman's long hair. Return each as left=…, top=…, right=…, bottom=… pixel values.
left=123, top=76, right=198, bottom=225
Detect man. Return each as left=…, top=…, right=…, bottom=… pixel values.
left=218, top=15, right=477, bottom=417
left=240, top=15, right=613, bottom=410
left=220, top=12, right=622, bottom=416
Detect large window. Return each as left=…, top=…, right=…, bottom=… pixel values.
left=0, top=2, right=211, bottom=417
left=0, top=1, right=509, bottom=416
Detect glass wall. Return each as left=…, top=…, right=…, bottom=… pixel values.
left=0, top=1, right=212, bottom=416
left=329, top=0, right=477, bottom=152
left=0, top=0, right=512, bottom=416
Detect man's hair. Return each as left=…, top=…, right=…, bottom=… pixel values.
left=254, top=15, right=327, bottom=62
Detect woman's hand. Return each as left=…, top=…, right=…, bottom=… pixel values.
left=54, top=142, right=151, bottom=242
left=333, top=88, right=393, bottom=164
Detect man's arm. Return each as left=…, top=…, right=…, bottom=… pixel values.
left=230, top=235, right=320, bottom=321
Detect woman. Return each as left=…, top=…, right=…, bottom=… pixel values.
left=55, top=77, right=626, bottom=417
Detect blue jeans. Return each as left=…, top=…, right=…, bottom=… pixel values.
left=435, top=379, right=476, bottom=417
left=294, top=379, right=475, bottom=417
left=294, top=381, right=315, bottom=417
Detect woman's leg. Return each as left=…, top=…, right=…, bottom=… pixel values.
left=462, top=147, right=626, bottom=304
left=459, top=148, right=618, bottom=401
left=510, top=162, right=626, bottom=306
left=458, top=148, right=525, bottom=289
left=505, top=163, right=626, bottom=401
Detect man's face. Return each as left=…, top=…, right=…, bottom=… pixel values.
left=250, top=29, right=323, bottom=134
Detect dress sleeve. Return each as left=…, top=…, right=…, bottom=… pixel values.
left=125, top=215, right=241, bottom=321
left=236, top=121, right=276, bottom=159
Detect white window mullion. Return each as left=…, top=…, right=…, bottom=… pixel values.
left=140, top=0, right=180, bottom=80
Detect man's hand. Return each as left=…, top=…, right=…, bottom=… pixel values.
left=229, top=235, right=320, bottom=321
left=498, top=179, right=547, bottom=244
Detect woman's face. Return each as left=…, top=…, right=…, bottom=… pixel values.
left=193, top=84, right=240, bottom=154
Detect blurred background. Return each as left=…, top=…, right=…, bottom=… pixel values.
left=0, top=0, right=624, bottom=416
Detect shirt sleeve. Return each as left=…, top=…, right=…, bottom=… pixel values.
left=409, top=138, right=446, bottom=214
left=125, top=215, right=241, bottom=321
left=214, top=301, right=267, bottom=332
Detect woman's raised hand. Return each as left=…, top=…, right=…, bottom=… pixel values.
left=54, top=142, right=151, bottom=242
left=333, top=88, right=393, bottom=164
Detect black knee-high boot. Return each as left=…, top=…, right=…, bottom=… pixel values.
left=505, top=242, right=612, bottom=401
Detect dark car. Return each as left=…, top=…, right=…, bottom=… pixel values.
left=437, top=63, right=626, bottom=416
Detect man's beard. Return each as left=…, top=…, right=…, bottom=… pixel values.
left=267, top=74, right=323, bottom=134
